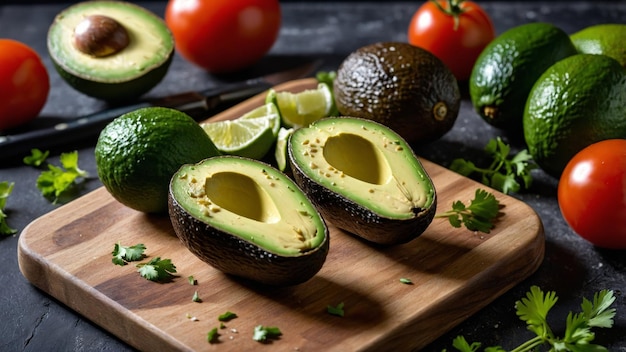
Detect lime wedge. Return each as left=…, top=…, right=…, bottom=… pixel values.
left=201, top=104, right=279, bottom=160
left=274, top=127, right=294, bottom=171
left=266, top=83, right=333, bottom=128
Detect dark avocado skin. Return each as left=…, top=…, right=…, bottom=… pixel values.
left=333, top=42, right=460, bottom=145
left=168, top=190, right=330, bottom=287
left=288, top=152, right=437, bottom=246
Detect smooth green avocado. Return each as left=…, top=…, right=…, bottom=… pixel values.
left=571, top=23, right=626, bottom=68
left=168, top=156, right=329, bottom=286
left=47, top=1, right=174, bottom=102
left=288, top=117, right=437, bottom=245
left=333, top=42, right=460, bottom=145
left=470, top=22, right=578, bottom=133
left=523, top=54, right=626, bottom=178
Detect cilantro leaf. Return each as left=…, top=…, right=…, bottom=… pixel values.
left=23, top=148, right=49, bottom=167
left=450, top=137, right=537, bottom=194
left=218, top=311, right=238, bottom=322
left=436, top=189, right=501, bottom=233
left=253, top=325, right=282, bottom=342
left=35, top=151, right=89, bottom=203
left=207, top=327, right=220, bottom=343
left=447, top=286, right=617, bottom=351
left=327, top=302, right=345, bottom=317
left=136, top=257, right=177, bottom=282
left=112, top=242, right=146, bottom=266
left=192, top=291, right=201, bottom=302
left=0, top=182, right=17, bottom=236
left=188, top=275, right=196, bottom=285
left=400, top=278, right=413, bottom=285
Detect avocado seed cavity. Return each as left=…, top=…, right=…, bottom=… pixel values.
left=74, top=14, right=130, bottom=57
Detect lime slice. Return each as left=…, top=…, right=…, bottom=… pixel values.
left=201, top=106, right=278, bottom=160
left=241, top=102, right=281, bottom=137
left=274, top=127, right=294, bottom=171
left=266, top=83, right=333, bottom=128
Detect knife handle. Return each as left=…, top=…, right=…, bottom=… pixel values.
left=0, top=102, right=152, bottom=162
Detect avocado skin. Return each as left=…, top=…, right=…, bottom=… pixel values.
left=288, top=149, right=437, bottom=246
left=168, top=188, right=330, bottom=287
left=470, top=22, right=578, bottom=132
left=333, top=42, right=460, bottom=145
left=51, top=53, right=173, bottom=102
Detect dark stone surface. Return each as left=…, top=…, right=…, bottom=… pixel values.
left=1, top=2, right=624, bottom=351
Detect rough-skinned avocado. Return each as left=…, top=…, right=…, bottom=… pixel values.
left=333, top=42, right=460, bottom=145
left=47, top=1, right=174, bottom=102
left=288, top=117, right=437, bottom=245
left=470, top=22, right=578, bottom=132
left=168, top=156, right=329, bottom=286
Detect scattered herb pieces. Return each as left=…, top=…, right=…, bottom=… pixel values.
left=400, top=278, right=413, bottom=285
left=0, top=181, right=16, bottom=236
left=23, top=148, right=49, bottom=167
left=111, top=242, right=146, bottom=266
left=435, top=189, right=501, bottom=233
left=253, top=325, right=282, bottom=342
left=34, top=150, right=89, bottom=203
left=218, top=311, right=238, bottom=322
left=446, top=286, right=616, bottom=352
left=220, top=322, right=226, bottom=329
left=136, top=257, right=177, bottom=282
left=207, top=327, right=220, bottom=343
left=188, top=275, right=196, bottom=285
left=450, top=137, right=536, bottom=194
left=327, top=302, right=345, bottom=317
left=192, top=290, right=201, bottom=302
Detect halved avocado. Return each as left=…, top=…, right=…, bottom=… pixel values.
left=288, top=117, right=437, bottom=245
left=168, top=156, right=329, bottom=286
left=47, top=1, right=174, bottom=102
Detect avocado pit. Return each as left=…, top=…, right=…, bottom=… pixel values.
left=74, top=14, right=129, bottom=57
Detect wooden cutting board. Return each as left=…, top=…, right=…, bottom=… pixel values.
left=18, top=78, right=544, bottom=351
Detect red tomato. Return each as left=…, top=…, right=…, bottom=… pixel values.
left=165, top=0, right=281, bottom=73
left=558, top=139, right=626, bottom=249
left=0, top=39, right=50, bottom=131
left=407, top=0, right=495, bottom=81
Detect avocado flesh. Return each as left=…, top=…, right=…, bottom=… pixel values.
left=288, top=117, right=436, bottom=245
left=168, top=156, right=329, bottom=286
left=48, top=1, right=173, bottom=100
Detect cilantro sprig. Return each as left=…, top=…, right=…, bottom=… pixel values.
left=27, top=149, right=89, bottom=203
left=253, top=325, right=282, bottom=342
left=450, top=137, right=536, bottom=194
left=447, top=286, right=617, bottom=352
left=436, top=189, right=501, bottom=233
left=0, top=181, right=17, bottom=236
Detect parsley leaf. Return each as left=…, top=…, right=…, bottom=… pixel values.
left=136, top=257, right=177, bottom=282
left=111, top=242, right=146, bottom=266
left=450, top=137, right=536, bottom=194
left=0, top=181, right=17, bottom=236
left=435, top=189, right=501, bottom=233
left=35, top=151, right=89, bottom=203
left=23, top=148, right=49, bottom=167
left=447, top=286, right=617, bottom=352
left=327, top=302, right=345, bottom=317
left=253, top=325, right=282, bottom=342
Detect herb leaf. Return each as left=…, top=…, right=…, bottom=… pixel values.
left=436, top=189, right=501, bottom=233
left=218, top=311, right=238, bottom=322
left=327, top=302, right=345, bottom=317
left=23, top=148, right=49, bottom=167
left=253, top=325, right=282, bottom=342
left=0, top=181, right=17, bottom=236
left=207, top=327, right=220, bottom=343
left=450, top=137, right=536, bottom=194
left=136, top=257, right=177, bottom=282
left=35, top=151, right=89, bottom=203
left=111, top=242, right=146, bottom=266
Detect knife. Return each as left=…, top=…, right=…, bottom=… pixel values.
left=0, top=60, right=320, bottom=161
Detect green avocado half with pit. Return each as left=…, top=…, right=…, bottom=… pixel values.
left=47, top=1, right=174, bottom=102
left=288, top=117, right=437, bottom=245
left=168, top=156, right=329, bottom=286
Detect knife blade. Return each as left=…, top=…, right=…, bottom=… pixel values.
left=0, top=60, right=320, bottom=161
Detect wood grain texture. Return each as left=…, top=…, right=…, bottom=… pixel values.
left=18, top=79, right=544, bottom=351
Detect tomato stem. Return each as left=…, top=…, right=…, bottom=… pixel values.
left=429, top=0, right=466, bottom=30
